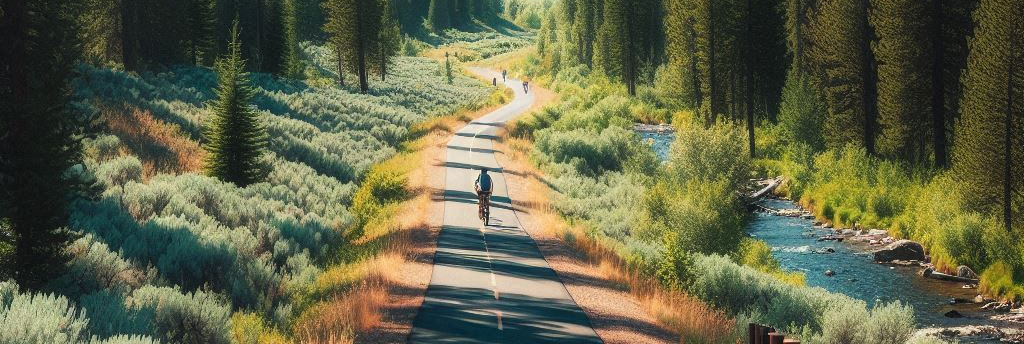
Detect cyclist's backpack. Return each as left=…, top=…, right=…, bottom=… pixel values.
left=478, top=174, right=493, bottom=192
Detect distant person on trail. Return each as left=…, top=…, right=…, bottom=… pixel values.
left=502, top=70, right=507, bottom=82
left=475, top=168, right=493, bottom=223
left=523, top=80, right=529, bottom=94
left=493, top=77, right=497, bottom=87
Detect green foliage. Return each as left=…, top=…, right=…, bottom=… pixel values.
left=951, top=0, right=1024, bottom=232
left=870, top=0, right=933, bottom=164
left=0, top=0, right=84, bottom=289
left=128, top=286, right=232, bottom=344
left=62, top=43, right=490, bottom=341
left=350, top=167, right=407, bottom=231
left=0, top=281, right=90, bottom=343
left=204, top=22, right=270, bottom=187
left=807, top=0, right=877, bottom=153
left=777, top=75, right=825, bottom=151
left=282, top=0, right=307, bottom=79
left=688, top=255, right=915, bottom=341
left=428, top=0, right=451, bottom=31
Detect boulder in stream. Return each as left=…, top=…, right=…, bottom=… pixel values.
left=873, top=240, right=926, bottom=262
left=944, top=310, right=964, bottom=318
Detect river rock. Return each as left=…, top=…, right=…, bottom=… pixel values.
left=867, top=229, right=888, bottom=236
left=873, top=240, right=926, bottom=263
left=825, top=270, right=835, bottom=277
left=957, top=265, right=979, bottom=279
left=945, top=310, right=964, bottom=318
left=823, top=222, right=834, bottom=229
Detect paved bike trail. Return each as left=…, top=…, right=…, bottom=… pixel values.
left=409, top=68, right=602, bottom=344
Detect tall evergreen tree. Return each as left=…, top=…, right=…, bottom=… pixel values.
left=204, top=21, right=268, bottom=187
left=0, top=0, right=84, bottom=289
left=282, top=0, right=306, bottom=78
left=80, top=0, right=123, bottom=66
left=952, top=0, right=1024, bottom=232
left=808, top=0, right=878, bottom=153
left=594, top=0, right=661, bottom=96
left=260, top=0, right=286, bottom=74
left=572, top=0, right=598, bottom=67
left=376, top=0, right=401, bottom=81
left=322, top=0, right=384, bottom=93
left=871, top=0, right=932, bottom=163
left=428, top=0, right=451, bottom=32
left=664, top=0, right=702, bottom=109
left=294, top=0, right=327, bottom=41
left=186, top=0, right=218, bottom=66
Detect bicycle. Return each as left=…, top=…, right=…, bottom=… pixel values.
left=478, top=191, right=491, bottom=226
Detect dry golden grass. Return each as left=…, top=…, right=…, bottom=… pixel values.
left=294, top=283, right=388, bottom=344
left=501, top=110, right=737, bottom=344
left=102, top=104, right=205, bottom=178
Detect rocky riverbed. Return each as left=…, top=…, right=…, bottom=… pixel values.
left=751, top=198, right=1024, bottom=343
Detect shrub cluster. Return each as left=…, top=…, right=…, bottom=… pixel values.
left=50, top=42, right=492, bottom=342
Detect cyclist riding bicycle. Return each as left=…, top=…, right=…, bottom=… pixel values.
left=474, top=168, right=493, bottom=224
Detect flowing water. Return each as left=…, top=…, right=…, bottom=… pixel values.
left=641, top=130, right=996, bottom=333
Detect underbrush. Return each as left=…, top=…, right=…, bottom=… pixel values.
left=516, top=55, right=917, bottom=342
left=5, top=44, right=494, bottom=342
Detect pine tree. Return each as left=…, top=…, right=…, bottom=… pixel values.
left=572, top=0, right=598, bottom=67
left=952, top=0, right=1024, bottom=232
left=294, top=0, right=327, bottom=41
left=204, top=21, right=268, bottom=187
left=322, top=0, right=384, bottom=93
left=261, top=0, right=286, bottom=74
left=282, top=0, right=306, bottom=78
left=0, top=0, right=84, bottom=289
left=376, top=0, right=401, bottom=81
left=785, top=0, right=816, bottom=78
left=871, top=0, right=932, bottom=163
left=80, top=0, right=123, bottom=66
left=428, top=0, right=451, bottom=32
left=664, top=0, right=702, bottom=109
left=808, top=0, right=878, bottom=153
left=594, top=0, right=660, bottom=96
left=185, top=0, right=217, bottom=66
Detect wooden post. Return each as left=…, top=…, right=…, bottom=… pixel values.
left=748, top=323, right=758, bottom=344
left=760, top=326, right=775, bottom=344
left=769, top=332, right=785, bottom=344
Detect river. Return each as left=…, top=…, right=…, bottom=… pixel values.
left=641, top=130, right=998, bottom=334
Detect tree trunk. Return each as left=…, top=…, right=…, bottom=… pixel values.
left=708, top=0, right=718, bottom=124
left=931, top=0, right=948, bottom=167
left=1005, top=31, right=1016, bottom=232
left=746, top=0, right=755, bottom=158
left=121, top=0, right=139, bottom=71
left=860, top=0, right=877, bottom=155
left=335, top=45, right=345, bottom=87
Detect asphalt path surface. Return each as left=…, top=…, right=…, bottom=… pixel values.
left=409, top=68, right=602, bottom=344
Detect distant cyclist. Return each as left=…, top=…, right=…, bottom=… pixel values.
left=475, top=168, right=493, bottom=223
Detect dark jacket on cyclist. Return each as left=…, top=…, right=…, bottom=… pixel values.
left=475, top=170, right=493, bottom=194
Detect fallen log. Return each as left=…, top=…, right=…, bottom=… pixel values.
left=923, top=268, right=980, bottom=284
